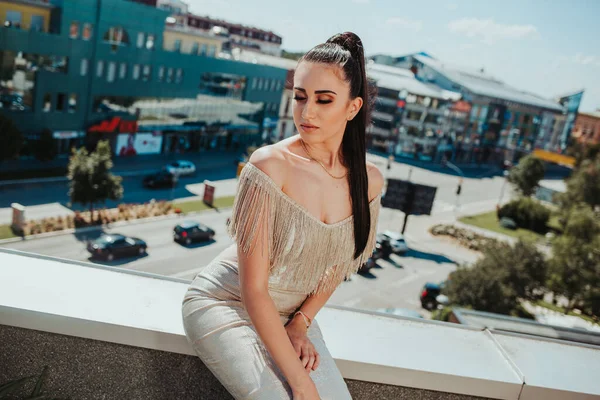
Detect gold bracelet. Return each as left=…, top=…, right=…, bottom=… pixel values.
left=294, top=310, right=312, bottom=329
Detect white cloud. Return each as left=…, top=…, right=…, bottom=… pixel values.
left=573, top=53, right=600, bottom=67
left=448, top=18, right=539, bottom=44
left=386, top=17, right=423, bottom=32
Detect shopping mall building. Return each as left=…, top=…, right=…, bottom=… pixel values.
left=0, top=0, right=287, bottom=158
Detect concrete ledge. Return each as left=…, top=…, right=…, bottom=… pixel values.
left=0, top=324, right=491, bottom=400
left=1, top=248, right=599, bottom=399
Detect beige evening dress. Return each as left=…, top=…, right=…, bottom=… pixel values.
left=181, top=161, right=381, bottom=399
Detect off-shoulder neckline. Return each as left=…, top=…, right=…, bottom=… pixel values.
left=244, top=161, right=381, bottom=228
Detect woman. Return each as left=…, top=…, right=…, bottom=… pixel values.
left=182, top=32, right=383, bottom=400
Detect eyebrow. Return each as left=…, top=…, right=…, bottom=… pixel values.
left=293, top=87, right=337, bottom=95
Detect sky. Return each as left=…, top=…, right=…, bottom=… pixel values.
left=185, top=0, right=600, bottom=112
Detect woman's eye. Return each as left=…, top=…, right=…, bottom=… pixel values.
left=293, top=96, right=306, bottom=101
left=317, top=100, right=332, bottom=104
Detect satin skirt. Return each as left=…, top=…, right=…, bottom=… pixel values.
left=181, top=245, right=352, bottom=400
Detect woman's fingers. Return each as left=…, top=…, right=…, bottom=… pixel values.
left=306, top=353, right=316, bottom=371
left=313, top=352, right=320, bottom=371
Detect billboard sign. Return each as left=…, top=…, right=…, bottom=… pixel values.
left=382, top=179, right=437, bottom=216
left=116, top=132, right=163, bottom=157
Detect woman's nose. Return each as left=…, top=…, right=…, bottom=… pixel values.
left=301, top=100, right=317, bottom=120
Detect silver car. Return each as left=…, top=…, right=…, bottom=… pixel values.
left=165, top=160, right=196, bottom=176
left=379, top=230, right=409, bottom=254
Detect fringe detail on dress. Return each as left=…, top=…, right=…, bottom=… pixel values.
left=227, top=162, right=382, bottom=296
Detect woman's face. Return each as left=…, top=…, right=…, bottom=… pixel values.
left=292, top=61, right=362, bottom=143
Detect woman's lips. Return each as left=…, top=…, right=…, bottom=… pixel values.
left=300, top=124, right=319, bottom=132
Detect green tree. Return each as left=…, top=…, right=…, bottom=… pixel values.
left=547, top=206, right=600, bottom=316
left=0, top=113, right=23, bottom=162
left=34, top=128, right=57, bottom=162
left=507, top=155, right=546, bottom=197
left=67, top=140, right=123, bottom=221
left=559, top=159, right=600, bottom=211
left=445, top=240, right=547, bottom=315
left=548, top=234, right=600, bottom=314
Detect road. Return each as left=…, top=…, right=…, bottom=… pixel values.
left=1, top=153, right=515, bottom=317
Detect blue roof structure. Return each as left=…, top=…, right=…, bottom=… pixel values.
left=413, top=55, right=564, bottom=112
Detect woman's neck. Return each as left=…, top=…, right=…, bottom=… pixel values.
left=300, top=136, right=344, bottom=169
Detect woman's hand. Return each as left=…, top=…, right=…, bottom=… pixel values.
left=285, top=315, right=320, bottom=372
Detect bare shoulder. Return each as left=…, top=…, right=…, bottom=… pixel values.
left=248, top=145, right=287, bottom=186
left=366, top=161, right=384, bottom=200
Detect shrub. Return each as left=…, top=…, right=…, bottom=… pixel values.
left=498, top=198, right=550, bottom=233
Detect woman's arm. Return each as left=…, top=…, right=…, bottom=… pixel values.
left=238, top=152, right=318, bottom=396
left=285, top=284, right=337, bottom=371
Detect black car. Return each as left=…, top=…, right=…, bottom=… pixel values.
left=143, top=171, right=177, bottom=188
left=87, top=234, right=147, bottom=261
left=420, top=282, right=447, bottom=310
left=173, top=221, right=215, bottom=245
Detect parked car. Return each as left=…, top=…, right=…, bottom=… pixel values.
left=87, top=234, right=147, bottom=261
left=377, top=230, right=409, bottom=254
left=143, top=171, right=177, bottom=188
left=420, top=282, right=447, bottom=310
left=164, top=160, right=196, bottom=176
left=173, top=221, right=215, bottom=245
left=376, top=308, right=424, bottom=319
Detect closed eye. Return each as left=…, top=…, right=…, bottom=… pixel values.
left=293, top=96, right=332, bottom=105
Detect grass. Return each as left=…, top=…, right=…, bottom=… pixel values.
left=0, top=224, right=17, bottom=240
left=536, top=300, right=598, bottom=325
left=459, top=211, right=545, bottom=242
left=174, top=195, right=236, bottom=214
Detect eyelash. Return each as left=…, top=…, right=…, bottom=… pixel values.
left=293, top=96, right=332, bottom=104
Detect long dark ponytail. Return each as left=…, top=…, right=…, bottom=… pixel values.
left=300, top=32, right=374, bottom=259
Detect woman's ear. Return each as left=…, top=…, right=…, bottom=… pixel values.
left=348, top=97, right=364, bottom=121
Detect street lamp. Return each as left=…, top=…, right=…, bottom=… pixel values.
left=497, top=170, right=510, bottom=207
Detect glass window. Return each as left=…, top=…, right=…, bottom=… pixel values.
left=96, top=60, right=104, bottom=78
left=82, top=23, right=92, bottom=40
left=158, top=66, right=165, bottom=82
left=270, top=79, right=276, bottom=91
left=30, top=15, right=44, bottom=32
left=191, top=42, right=199, bottom=55
left=69, top=21, right=79, bottom=39
left=258, top=78, right=263, bottom=90
left=68, top=94, right=77, bottom=112
left=166, top=67, right=174, bottom=83
left=276, top=81, right=282, bottom=91
left=137, top=32, right=145, bottom=48
left=107, top=62, right=116, bottom=82
left=208, top=45, right=216, bottom=57
left=119, top=63, right=127, bottom=79
left=103, top=27, right=129, bottom=46
left=175, top=68, right=183, bottom=84
left=251, top=77, right=257, bottom=90
left=6, top=11, right=22, bottom=26
left=43, top=93, right=51, bottom=112
left=146, top=34, right=155, bottom=50
left=200, top=43, right=207, bottom=55
left=174, top=39, right=182, bottom=52
left=132, top=64, right=140, bottom=80
left=80, top=58, right=88, bottom=76
left=142, top=65, right=151, bottom=82
left=56, top=93, right=66, bottom=112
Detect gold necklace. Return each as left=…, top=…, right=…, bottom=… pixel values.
left=300, top=139, right=347, bottom=180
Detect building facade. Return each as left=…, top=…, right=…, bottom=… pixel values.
left=572, top=110, right=600, bottom=146
left=371, top=53, right=581, bottom=165
left=0, top=0, right=288, bottom=158
left=366, top=63, right=468, bottom=162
